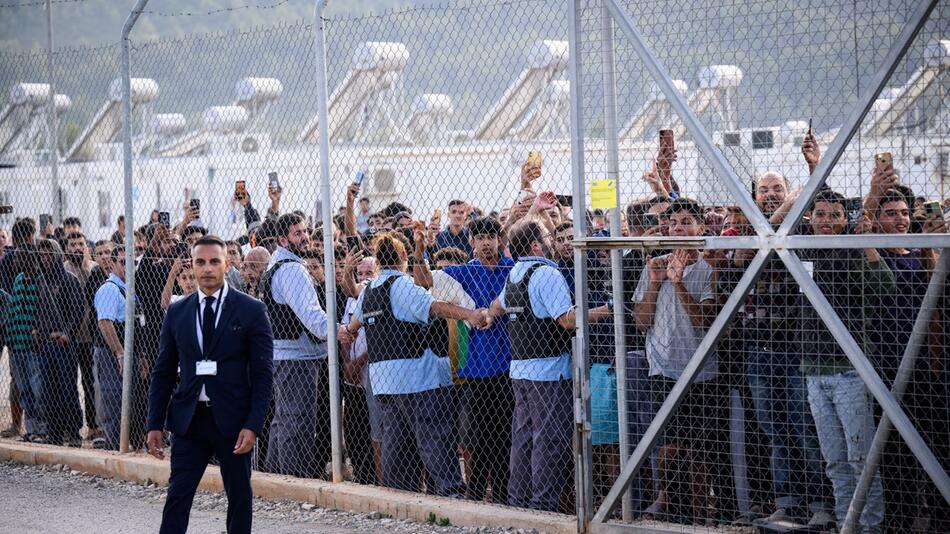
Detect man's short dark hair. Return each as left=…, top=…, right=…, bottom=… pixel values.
left=359, top=198, right=370, bottom=204
left=379, top=202, right=411, bottom=219
left=11, top=217, right=36, bottom=247
left=277, top=213, right=306, bottom=238
left=878, top=188, right=910, bottom=211
left=467, top=216, right=501, bottom=237
left=890, top=184, right=915, bottom=208
left=225, top=240, right=243, bottom=258
left=63, top=216, right=82, bottom=228
left=811, top=189, right=846, bottom=211
left=667, top=197, right=704, bottom=222
left=110, top=245, right=126, bottom=263
left=509, top=221, right=545, bottom=260
left=554, top=221, right=573, bottom=234
left=448, top=199, right=466, bottom=208
left=66, top=231, right=86, bottom=242
left=94, top=239, right=112, bottom=249
left=182, top=225, right=208, bottom=239
left=432, top=247, right=469, bottom=266
left=626, top=201, right=651, bottom=228
left=192, top=235, right=227, bottom=251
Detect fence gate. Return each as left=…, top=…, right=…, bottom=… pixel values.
left=570, top=0, right=950, bottom=532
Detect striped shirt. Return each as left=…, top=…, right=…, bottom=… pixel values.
left=6, top=273, right=38, bottom=352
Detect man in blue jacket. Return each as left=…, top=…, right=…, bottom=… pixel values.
left=146, top=235, right=274, bottom=534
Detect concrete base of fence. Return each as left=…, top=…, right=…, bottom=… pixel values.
left=0, top=439, right=576, bottom=534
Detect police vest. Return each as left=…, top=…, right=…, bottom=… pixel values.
left=95, top=280, right=144, bottom=355
left=362, top=274, right=439, bottom=364
left=258, top=258, right=313, bottom=341
left=505, top=263, right=572, bottom=360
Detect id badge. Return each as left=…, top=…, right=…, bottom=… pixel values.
left=196, top=360, right=217, bottom=376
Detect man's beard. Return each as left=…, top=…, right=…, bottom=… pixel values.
left=286, top=242, right=308, bottom=257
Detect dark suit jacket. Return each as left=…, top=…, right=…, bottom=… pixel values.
left=147, top=287, right=274, bottom=438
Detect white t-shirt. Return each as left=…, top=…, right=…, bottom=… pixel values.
left=633, top=256, right=718, bottom=382
left=342, top=296, right=369, bottom=388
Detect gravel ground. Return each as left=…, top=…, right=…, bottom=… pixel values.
left=0, top=460, right=541, bottom=534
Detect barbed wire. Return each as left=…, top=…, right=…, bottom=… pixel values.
left=0, top=0, right=297, bottom=14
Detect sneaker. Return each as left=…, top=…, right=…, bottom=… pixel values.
left=733, top=505, right=766, bottom=526
left=911, top=514, right=931, bottom=532
left=808, top=510, right=836, bottom=528
left=0, top=425, right=20, bottom=439
left=29, top=434, right=51, bottom=444
left=91, top=437, right=107, bottom=449
left=17, top=433, right=34, bottom=443
left=756, top=507, right=807, bottom=525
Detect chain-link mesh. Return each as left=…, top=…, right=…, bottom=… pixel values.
left=578, top=0, right=950, bottom=531
left=1, top=0, right=949, bottom=531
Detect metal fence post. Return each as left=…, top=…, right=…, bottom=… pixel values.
left=45, top=0, right=59, bottom=223
left=569, top=0, right=593, bottom=529
left=842, top=250, right=950, bottom=533
left=313, top=0, right=344, bottom=484
left=118, top=0, right=150, bottom=454
left=599, top=2, right=632, bottom=521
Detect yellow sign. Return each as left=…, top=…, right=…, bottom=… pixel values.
left=589, top=179, right=617, bottom=209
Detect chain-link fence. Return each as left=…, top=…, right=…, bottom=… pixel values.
left=578, top=0, right=950, bottom=532
left=1, top=0, right=949, bottom=532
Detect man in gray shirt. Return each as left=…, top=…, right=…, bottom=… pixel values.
left=633, top=197, right=720, bottom=523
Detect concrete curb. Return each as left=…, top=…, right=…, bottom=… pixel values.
left=0, top=440, right=577, bottom=534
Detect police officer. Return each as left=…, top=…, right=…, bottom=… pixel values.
left=487, top=221, right=610, bottom=512
left=93, top=246, right=144, bottom=450
left=258, top=213, right=331, bottom=478
left=338, top=231, right=488, bottom=496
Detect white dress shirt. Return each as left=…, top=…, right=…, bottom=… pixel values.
left=195, top=282, right=229, bottom=401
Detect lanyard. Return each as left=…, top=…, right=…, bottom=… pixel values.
left=196, top=286, right=224, bottom=332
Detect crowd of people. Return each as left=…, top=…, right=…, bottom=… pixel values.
left=0, top=129, right=948, bottom=532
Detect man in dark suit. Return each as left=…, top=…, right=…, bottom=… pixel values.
left=147, top=235, right=274, bottom=534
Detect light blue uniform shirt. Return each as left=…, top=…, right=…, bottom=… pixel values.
left=94, top=273, right=126, bottom=322
left=354, top=270, right=451, bottom=395
left=267, top=246, right=330, bottom=361
left=498, top=257, right=573, bottom=381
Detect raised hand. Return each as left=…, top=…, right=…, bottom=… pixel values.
left=520, top=161, right=541, bottom=190
left=869, top=164, right=899, bottom=199
left=802, top=130, right=820, bottom=170
left=343, top=247, right=364, bottom=272
left=347, top=183, right=360, bottom=203
left=647, top=255, right=668, bottom=283
left=922, top=216, right=948, bottom=235
left=534, top=191, right=557, bottom=211
left=666, top=250, right=687, bottom=284
left=641, top=165, right=666, bottom=196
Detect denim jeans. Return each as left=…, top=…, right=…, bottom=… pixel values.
left=11, top=350, right=48, bottom=436
left=806, top=372, right=883, bottom=532
left=747, top=349, right=831, bottom=512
